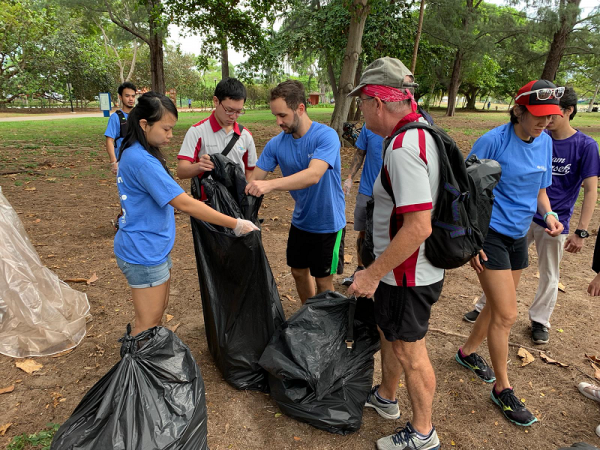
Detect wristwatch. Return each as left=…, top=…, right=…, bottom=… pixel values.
left=575, top=229, right=590, bottom=238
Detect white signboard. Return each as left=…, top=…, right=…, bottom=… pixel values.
left=99, top=92, right=111, bottom=111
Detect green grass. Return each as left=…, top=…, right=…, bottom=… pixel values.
left=7, top=423, right=60, bottom=450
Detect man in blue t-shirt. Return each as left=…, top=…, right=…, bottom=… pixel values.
left=341, top=125, right=383, bottom=286
left=246, top=80, right=346, bottom=304
left=104, top=82, right=137, bottom=175
left=465, top=87, right=600, bottom=345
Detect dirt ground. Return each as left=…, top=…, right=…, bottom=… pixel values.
left=1, top=112, right=600, bottom=449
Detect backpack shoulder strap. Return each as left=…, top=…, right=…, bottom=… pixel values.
left=222, top=124, right=244, bottom=157
left=115, top=110, right=128, bottom=139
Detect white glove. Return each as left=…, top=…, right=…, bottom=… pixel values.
left=233, top=218, right=259, bottom=236
left=343, top=178, right=353, bottom=196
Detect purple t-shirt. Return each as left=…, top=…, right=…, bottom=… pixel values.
left=532, top=130, right=600, bottom=234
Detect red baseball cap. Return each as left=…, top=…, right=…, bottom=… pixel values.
left=515, top=80, right=563, bottom=117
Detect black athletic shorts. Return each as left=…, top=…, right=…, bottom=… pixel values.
left=374, top=279, right=444, bottom=342
left=482, top=228, right=529, bottom=271
left=286, top=224, right=345, bottom=278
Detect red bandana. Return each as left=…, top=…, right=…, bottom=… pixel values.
left=362, top=84, right=417, bottom=113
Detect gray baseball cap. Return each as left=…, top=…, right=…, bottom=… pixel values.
left=348, top=57, right=418, bottom=97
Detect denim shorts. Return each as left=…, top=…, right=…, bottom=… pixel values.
left=115, top=255, right=172, bottom=289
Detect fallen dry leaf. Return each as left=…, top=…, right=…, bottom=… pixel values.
left=557, top=282, right=566, bottom=293
left=51, top=349, right=74, bottom=358
left=15, top=359, right=43, bottom=374
left=168, top=323, right=181, bottom=333
left=86, top=273, right=98, bottom=285
left=293, top=436, right=301, bottom=441
left=64, top=277, right=88, bottom=283
left=585, top=354, right=600, bottom=364
left=539, top=352, right=569, bottom=367
left=344, top=254, right=353, bottom=264
left=34, top=218, right=41, bottom=223
left=24, top=187, right=37, bottom=191
left=518, top=348, right=535, bottom=367
left=283, top=294, right=296, bottom=303
left=0, top=423, right=12, bottom=436
left=166, top=314, right=174, bottom=323
left=0, top=385, right=15, bottom=395
left=271, top=216, right=279, bottom=221
left=591, top=362, right=600, bottom=381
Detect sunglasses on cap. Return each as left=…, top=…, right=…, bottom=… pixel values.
left=515, top=87, right=565, bottom=102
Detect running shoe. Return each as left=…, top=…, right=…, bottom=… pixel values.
left=531, top=321, right=549, bottom=345
left=463, top=309, right=480, bottom=323
left=376, top=422, right=440, bottom=450
left=578, top=382, right=600, bottom=403
left=365, top=385, right=401, bottom=419
left=455, top=348, right=496, bottom=383
left=491, top=386, right=538, bottom=426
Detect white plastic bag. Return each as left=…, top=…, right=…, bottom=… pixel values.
left=0, top=187, right=90, bottom=357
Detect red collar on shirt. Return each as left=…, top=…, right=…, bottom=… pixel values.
left=390, top=112, right=423, bottom=136
left=208, top=111, right=241, bottom=135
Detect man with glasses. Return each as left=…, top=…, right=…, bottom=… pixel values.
left=246, top=80, right=346, bottom=305
left=347, top=57, right=444, bottom=450
left=463, top=87, right=600, bottom=345
left=177, top=77, right=257, bottom=181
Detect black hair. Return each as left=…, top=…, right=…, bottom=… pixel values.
left=118, top=91, right=178, bottom=173
left=509, top=105, right=528, bottom=124
left=118, top=82, right=137, bottom=96
left=270, top=80, right=306, bottom=110
left=559, top=87, right=577, bottom=120
left=214, top=77, right=246, bottom=102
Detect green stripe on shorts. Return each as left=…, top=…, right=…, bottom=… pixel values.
left=330, top=228, right=343, bottom=275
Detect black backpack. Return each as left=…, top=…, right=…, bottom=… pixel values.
left=361, top=122, right=501, bottom=270
left=115, top=109, right=128, bottom=140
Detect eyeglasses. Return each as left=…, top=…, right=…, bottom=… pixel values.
left=515, top=87, right=565, bottom=102
left=219, top=102, right=245, bottom=116
left=356, top=96, right=376, bottom=108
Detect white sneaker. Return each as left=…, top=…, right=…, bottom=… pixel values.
left=578, top=382, right=600, bottom=403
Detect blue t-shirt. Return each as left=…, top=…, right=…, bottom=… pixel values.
left=104, top=110, right=128, bottom=157
left=356, top=126, right=384, bottom=197
left=257, top=122, right=346, bottom=233
left=532, top=130, right=600, bottom=234
left=468, top=123, right=552, bottom=239
left=114, top=141, right=185, bottom=265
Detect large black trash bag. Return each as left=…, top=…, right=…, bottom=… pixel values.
left=259, top=291, right=381, bottom=435
left=190, top=154, right=285, bottom=392
left=51, top=326, right=209, bottom=450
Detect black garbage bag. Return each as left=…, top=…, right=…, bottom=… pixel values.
left=259, top=291, right=380, bottom=435
left=51, top=326, right=208, bottom=450
left=190, top=154, right=285, bottom=392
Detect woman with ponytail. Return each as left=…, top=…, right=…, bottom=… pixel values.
left=115, top=92, right=258, bottom=336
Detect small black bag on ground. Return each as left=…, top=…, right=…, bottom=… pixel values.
left=190, top=154, right=285, bottom=392
left=259, top=291, right=380, bottom=435
left=51, top=326, right=208, bottom=450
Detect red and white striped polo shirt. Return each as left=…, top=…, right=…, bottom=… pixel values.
left=372, top=113, right=444, bottom=287
left=177, top=112, right=257, bottom=172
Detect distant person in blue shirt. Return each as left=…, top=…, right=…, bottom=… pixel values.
left=454, top=80, right=564, bottom=427
left=246, top=80, right=346, bottom=304
left=341, top=125, right=383, bottom=286
left=105, top=82, right=137, bottom=175
left=115, top=91, right=257, bottom=336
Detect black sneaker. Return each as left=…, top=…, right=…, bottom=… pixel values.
left=342, top=266, right=365, bottom=287
left=463, top=309, right=480, bottom=323
left=491, top=386, right=538, bottom=426
left=455, top=349, right=496, bottom=383
left=531, top=321, right=549, bottom=345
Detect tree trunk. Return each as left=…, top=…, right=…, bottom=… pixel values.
left=541, top=0, right=581, bottom=81
left=446, top=50, right=463, bottom=117
left=588, top=83, right=600, bottom=112
left=330, top=0, right=371, bottom=136
left=465, top=87, right=478, bottom=109
left=411, top=0, right=426, bottom=74
left=221, top=38, right=229, bottom=79
left=150, top=34, right=165, bottom=93
left=348, top=60, right=363, bottom=121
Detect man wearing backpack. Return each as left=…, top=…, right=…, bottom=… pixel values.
left=462, top=87, right=600, bottom=345
left=105, top=82, right=137, bottom=175
left=348, top=57, right=444, bottom=450
left=177, top=78, right=257, bottom=182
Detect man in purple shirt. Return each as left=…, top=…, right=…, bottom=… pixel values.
left=464, top=87, right=600, bottom=345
